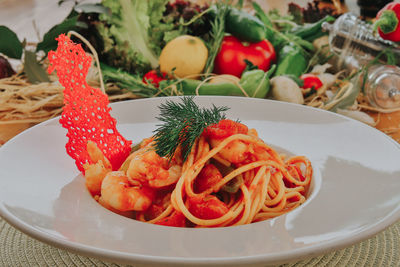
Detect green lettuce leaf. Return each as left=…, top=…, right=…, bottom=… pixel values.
left=98, top=0, right=176, bottom=74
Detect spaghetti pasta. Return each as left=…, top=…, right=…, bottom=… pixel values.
left=84, top=118, right=313, bottom=228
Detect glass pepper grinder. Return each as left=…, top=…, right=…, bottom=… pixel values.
left=322, top=12, right=400, bottom=109
left=364, top=64, right=400, bottom=109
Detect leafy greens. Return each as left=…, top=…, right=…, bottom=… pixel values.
left=97, top=0, right=185, bottom=74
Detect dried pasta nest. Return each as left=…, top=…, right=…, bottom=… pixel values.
left=303, top=73, right=400, bottom=141
left=0, top=75, right=140, bottom=126
left=0, top=75, right=64, bottom=125
left=0, top=68, right=141, bottom=145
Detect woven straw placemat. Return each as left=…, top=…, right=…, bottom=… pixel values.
left=1, top=217, right=399, bottom=267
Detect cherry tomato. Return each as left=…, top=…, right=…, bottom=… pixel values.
left=194, top=163, right=223, bottom=193
left=213, top=35, right=276, bottom=78
left=188, top=195, right=229, bottom=220
left=142, top=70, right=167, bottom=88
left=300, top=74, right=323, bottom=90
left=155, top=210, right=186, bottom=227
left=142, top=204, right=164, bottom=220
left=203, top=119, right=248, bottom=139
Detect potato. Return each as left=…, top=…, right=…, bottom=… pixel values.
left=270, top=76, right=304, bottom=104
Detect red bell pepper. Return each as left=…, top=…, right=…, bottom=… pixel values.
left=213, top=36, right=276, bottom=78
left=374, top=2, right=400, bottom=42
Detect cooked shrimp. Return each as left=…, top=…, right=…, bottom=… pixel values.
left=194, top=163, right=223, bottom=193
left=210, top=139, right=250, bottom=164
left=83, top=141, right=112, bottom=196
left=205, top=119, right=251, bottom=164
left=84, top=160, right=110, bottom=196
left=127, top=149, right=182, bottom=188
left=101, top=171, right=155, bottom=212
left=86, top=140, right=112, bottom=170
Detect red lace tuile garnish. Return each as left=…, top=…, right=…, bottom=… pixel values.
left=48, top=34, right=132, bottom=172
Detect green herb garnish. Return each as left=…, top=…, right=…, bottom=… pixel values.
left=153, top=97, right=228, bottom=161
left=203, top=3, right=229, bottom=77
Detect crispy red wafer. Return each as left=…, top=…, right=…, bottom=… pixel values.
left=48, top=34, right=132, bottom=172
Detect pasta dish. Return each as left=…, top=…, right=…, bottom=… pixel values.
left=83, top=98, right=313, bottom=227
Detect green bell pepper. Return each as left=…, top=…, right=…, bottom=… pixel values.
left=274, top=44, right=307, bottom=77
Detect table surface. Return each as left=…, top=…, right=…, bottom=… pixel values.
left=0, top=0, right=399, bottom=266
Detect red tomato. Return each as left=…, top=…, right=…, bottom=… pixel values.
left=203, top=119, right=248, bottom=139
left=300, top=74, right=323, bottom=90
left=155, top=210, right=186, bottom=227
left=188, top=195, right=229, bottom=220
left=194, top=163, right=223, bottom=193
left=142, top=70, right=167, bottom=87
left=142, top=204, right=164, bottom=220
left=213, top=36, right=276, bottom=78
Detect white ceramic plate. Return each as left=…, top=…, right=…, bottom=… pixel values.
left=1, top=96, right=400, bottom=267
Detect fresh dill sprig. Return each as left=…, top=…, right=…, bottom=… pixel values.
left=153, top=97, right=229, bottom=161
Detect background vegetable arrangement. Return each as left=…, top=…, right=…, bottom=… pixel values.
left=0, top=0, right=339, bottom=98
left=1, top=0, right=400, bottom=143
left=90, top=0, right=336, bottom=100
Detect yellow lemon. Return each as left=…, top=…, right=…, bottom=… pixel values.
left=159, top=35, right=208, bottom=78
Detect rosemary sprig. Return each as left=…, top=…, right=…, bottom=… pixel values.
left=101, top=63, right=159, bottom=97
left=203, top=3, right=229, bottom=77
left=153, top=97, right=228, bottom=161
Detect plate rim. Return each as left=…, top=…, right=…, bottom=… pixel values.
left=1, top=96, right=400, bottom=266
